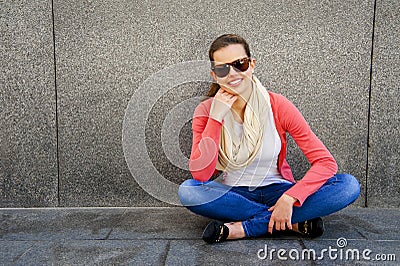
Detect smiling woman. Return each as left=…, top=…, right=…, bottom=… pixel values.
left=178, top=34, right=360, bottom=244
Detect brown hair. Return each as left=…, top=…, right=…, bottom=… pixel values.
left=206, top=34, right=251, bottom=97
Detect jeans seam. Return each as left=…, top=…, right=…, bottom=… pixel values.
left=242, top=221, right=250, bottom=237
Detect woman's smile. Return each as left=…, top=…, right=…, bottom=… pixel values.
left=227, top=78, right=243, bottom=87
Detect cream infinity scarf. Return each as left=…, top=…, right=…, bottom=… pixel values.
left=216, top=75, right=271, bottom=172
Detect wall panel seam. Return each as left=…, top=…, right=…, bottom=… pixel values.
left=51, top=0, right=61, bottom=207
left=365, top=0, right=378, bottom=208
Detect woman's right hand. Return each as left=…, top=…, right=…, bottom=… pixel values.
left=209, top=88, right=238, bottom=123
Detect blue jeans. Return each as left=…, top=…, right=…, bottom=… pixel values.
left=178, top=174, right=360, bottom=237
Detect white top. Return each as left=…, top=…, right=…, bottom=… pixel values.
left=219, top=102, right=291, bottom=187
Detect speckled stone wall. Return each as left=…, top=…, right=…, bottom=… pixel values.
left=368, top=0, right=400, bottom=207
left=1, top=0, right=399, bottom=207
left=1, top=0, right=58, bottom=207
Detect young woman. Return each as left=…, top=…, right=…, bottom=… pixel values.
left=178, top=34, right=360, bottom=243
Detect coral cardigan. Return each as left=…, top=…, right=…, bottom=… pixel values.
left=188, top=91, right=338, bottom=206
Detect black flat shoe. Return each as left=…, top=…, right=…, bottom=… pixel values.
left=202, top=221, right=229, bottom=244
left=298, top=217, right=324, bottom=238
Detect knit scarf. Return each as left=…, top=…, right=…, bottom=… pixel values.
left=216, top=75, right=270, bottom=172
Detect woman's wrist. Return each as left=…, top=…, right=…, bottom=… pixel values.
left=282, top=193, right=298, bottom=205
left=209, top=109, right=224, bottom=123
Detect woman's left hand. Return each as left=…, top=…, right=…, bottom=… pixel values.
left=267, top=194, right=298, bottom=234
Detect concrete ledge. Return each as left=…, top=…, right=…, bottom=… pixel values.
left=1, top=207, right=399, bottom=265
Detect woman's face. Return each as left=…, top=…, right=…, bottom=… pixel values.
left=210, top=44, right=256, bottom=97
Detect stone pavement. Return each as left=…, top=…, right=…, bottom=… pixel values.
left=0, top=207, right=399, bottom=265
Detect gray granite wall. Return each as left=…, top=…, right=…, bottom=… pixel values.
left=1, top=0, right=58, bottom=207
left=368, top=0, right=400, bottom=208
left=1, top=0, right=399, bottom=207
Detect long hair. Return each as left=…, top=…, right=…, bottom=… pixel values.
left=206, top=34, right=251, bottom=97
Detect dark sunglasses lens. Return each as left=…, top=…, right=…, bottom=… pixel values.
left=213, top=65, right=230, bottom=78
left=233, top=58, right=249, bottom=71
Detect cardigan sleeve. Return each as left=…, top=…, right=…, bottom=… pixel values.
left=277, top=96, right=338, bottom=206
left=188, top=99, right=222, bottom=182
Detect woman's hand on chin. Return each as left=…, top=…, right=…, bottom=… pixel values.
left=209, top=88, right=237, bottom=122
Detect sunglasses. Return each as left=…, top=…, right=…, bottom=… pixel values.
left=211, top=57, right=251, bottom=78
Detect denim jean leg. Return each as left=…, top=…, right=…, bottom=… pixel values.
left=178, top=174, right=360, bottom=238
left=240, top=174, right=359, bottom=237
left=178, top=179, right=271, bottom=225
left=241, top=182, right=294, bottom=237
left=291, top=173, right=361, bottom=224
